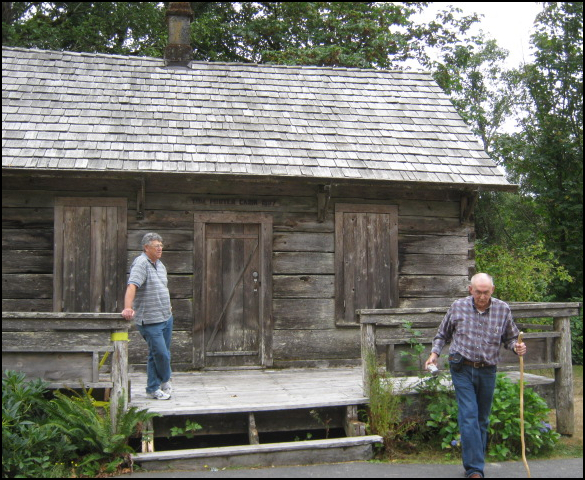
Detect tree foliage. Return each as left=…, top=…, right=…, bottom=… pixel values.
left=493, top=2, right=583, bottom=300
left=412, top=7, right=518, bottom=150
left=192, top=2, right=424, bottom=68
left=2, top=2, right=166, bottom=56
left=475, top=240, right=572, bottom=303
left=3, top=2, right=485, bottom=69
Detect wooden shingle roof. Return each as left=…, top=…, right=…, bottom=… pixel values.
left=2, top=47, right=512, bottom=188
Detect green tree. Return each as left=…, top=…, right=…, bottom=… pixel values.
left=3, top=2, right=487, bottom=70
left=495, top=2, right=583, bottom=300
left=411, top=6, right=518, bottom=151
left=2, top=2, right=166, bottom=56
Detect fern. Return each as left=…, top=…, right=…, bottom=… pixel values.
left=46, top=388, right=159, bottom=471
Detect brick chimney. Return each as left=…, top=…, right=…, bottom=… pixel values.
left=164, top=2, right=193, bottom=66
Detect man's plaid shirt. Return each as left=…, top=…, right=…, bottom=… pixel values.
left=431, top=296, right=520, bottom=366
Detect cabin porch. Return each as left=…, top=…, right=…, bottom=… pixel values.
left=128, top=367, right=381, bottom=470
left=126, top=365, right=555, bottom=470
left=129, top=367, right=367, bottom=417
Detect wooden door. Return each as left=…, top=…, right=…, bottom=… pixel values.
left=53, top=198, right=127, bottom=312
left=335, top=204, right=398, bottom=325
left=194, top=213, right=273, bottom=368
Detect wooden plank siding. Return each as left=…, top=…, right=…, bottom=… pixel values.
left=53, top=197, right=127, bottom=313
left=2, top=172, right=474, bottom=368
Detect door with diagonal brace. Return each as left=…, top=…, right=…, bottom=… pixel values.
left=193, top=213, right=273, bottom=368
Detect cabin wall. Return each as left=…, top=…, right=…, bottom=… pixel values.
left=2, top=172, right=474, bottom=368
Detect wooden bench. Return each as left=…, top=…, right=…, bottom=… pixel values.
left=2, top=312, right=130, bottom=427
left=359, top=302, right=582, bottom=436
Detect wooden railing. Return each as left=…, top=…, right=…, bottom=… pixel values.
left=359, top=302, right=581, bottom=436
left=2, top=312, right=130, bottom=428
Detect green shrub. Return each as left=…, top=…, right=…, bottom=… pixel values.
left=2, top=370, right=75, bottom=478
left=475, top=241, right=572, bottom=303
left=2, top=370, right=159, bottom=478
left=47, top=389, right=159, bottom=477
left=425, top=373, right=559, bottom=461
left=488, top=374, right=559, bottom=459
left=364, top=353, right=414, bottom=455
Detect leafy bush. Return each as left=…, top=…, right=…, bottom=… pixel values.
left=47, top=389, right=160, bottom=477
left=424, top=379, right=461, bottom=452
left=488, top=374, right=559, bottom=459
left=476, top=242, right=583, bottom=365
left=2, top=370, right=159, bottom=478
left=2, top=371, right=75, bottom=478
left=475, top=241, right=572, bottom=303
left=425, top=373, right=559, bottom=461
left=364, top=353, right=414, bottom=455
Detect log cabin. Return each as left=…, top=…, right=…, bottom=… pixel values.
left=2, top=35, right=516, bottom=373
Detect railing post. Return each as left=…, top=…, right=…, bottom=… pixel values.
left=553, top=316, right=574, bottom=435
left=360, top=317, right=376, bottom=396
left=110, top=329, right=129, bottom=431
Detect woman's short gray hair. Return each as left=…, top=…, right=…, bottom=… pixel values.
left=141, top=233, right=163, bottom=249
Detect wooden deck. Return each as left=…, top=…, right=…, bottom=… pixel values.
left=128, top=367, right=555, bottom=417
left=129, top=367, right=369, bottom=416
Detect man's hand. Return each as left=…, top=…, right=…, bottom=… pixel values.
left=121, top=284, right=137, bottom=321
left=424, top=352, right=439, bottom=370
left=514, top=342, right=527, bottom=356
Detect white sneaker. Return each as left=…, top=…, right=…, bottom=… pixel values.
left=149, top=389, right=171, bottom=400
left=161, top=381, right=172, bottom=395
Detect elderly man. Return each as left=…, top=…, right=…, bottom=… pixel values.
left=122, top=233, right=173, bottom=400
left=425, top=273, right=526, bottom=478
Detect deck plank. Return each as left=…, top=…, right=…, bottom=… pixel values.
left=129, top=367, right=368, bottom=415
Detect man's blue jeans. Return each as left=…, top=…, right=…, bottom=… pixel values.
left=136, top=315, right=173, bottom=394
left=450, top=362, right=497, bottom=478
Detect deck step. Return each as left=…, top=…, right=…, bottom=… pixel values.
left=132, top=435, right=384, bottom=471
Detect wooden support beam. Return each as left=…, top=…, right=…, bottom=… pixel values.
left=317, top=184, right=331, bottom=223
left=110, top=329, right=129, bottom=432
left=360, top=322, right=376, bottom=395
left=554, top=316, right=574, bottom=435
left=248, top=412, right=260, bottom=445
left=142, top=418, right=155, bottom=453
left=136, top=177, right=145, bottom=220
left=460, top=191, right=478, bottom=225
left=344, top=405, right=366, bottom=437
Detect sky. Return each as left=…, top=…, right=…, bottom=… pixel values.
left=415, top=2, right=544, bottom=68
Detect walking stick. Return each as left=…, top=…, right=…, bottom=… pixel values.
left=518, top=332, right=531, bottom=478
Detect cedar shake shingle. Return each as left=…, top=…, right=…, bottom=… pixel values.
left=2, top=47, right=511, bottom=188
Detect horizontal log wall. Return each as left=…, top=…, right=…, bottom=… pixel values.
left=2, top=172, right=474, bottom=368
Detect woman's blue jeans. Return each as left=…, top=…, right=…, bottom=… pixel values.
left=450, top=362, right=497, bottom=478
left=136, top=315, right=173, bottom=394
